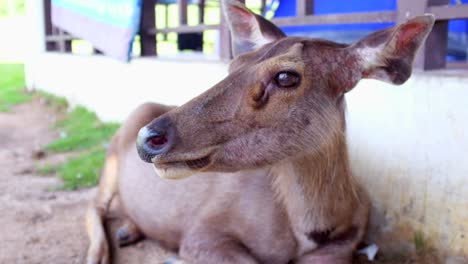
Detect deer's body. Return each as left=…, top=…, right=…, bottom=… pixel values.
left=86, top=1, right=434, bottom=263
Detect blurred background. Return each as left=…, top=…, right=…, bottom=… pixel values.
left=0, top=0, right=467, bottom=263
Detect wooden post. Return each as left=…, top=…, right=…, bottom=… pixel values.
left=43, top=0, right=58, bottom=51
left=44, top=0, right=72, bottom=52
left=199, top=0, right=206, bottom=24
left=397, top=0, right=449, bottom=70
left=57, top=29, right=72, bottom=52
left=140, top=0, right=157, bottom=56
left=178, top=0, right=188, bottom=25
left=296, top=0, right=314, bottom=17
left=424, top=0, right=449, bottom=70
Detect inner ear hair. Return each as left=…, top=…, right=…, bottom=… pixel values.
left=222, top=0, right=285, bottom=57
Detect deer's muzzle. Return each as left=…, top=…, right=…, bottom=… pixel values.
left=136, top=116, right=175, bottom=162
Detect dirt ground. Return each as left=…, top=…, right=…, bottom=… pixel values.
left=0, top=99, right=172, bottom=264
left=2, top=99, right=464, bottom=264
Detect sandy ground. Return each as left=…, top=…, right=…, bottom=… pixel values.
left=0, top=99, right=172, bottom=264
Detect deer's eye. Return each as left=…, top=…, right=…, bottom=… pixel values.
left=275, top=71, right=300, bottom=88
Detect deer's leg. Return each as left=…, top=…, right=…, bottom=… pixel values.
left=86, top=203, right=110, bottom=264
left=169, top=230, right=259, bottom=264
left=86, top=154, right=140, bottom=264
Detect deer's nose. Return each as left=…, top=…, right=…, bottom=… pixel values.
left=136, top=117, right=174, bottom=162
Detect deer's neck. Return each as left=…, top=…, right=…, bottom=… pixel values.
left=271, top=132, right=359, bottom=233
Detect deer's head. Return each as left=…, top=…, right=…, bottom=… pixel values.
left=137, top=0, right=434, bottom=179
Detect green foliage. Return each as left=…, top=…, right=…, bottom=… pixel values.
left=57, top=149, right=106, bottom=190
left=0, top=63, right=30, bottom=111
left=36, top=104, right=119, bottom=190
left=0, top=0, right=25, bottom=17
left=36, top=91, right=69, bottom=111
left=36, top=163, right=57, bottom=176
left=413, top=231, right=429, bottom=255
left=46, top=106, right=119, bottom=153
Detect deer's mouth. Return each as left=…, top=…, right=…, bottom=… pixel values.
left=151, top=153, right=213, bottom=179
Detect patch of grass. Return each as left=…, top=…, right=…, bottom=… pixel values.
left=57, top=149, right=106, bottom=190
left=36, top=163, right=57, bottom=176
left=413, top=231, right=429, bottom=255
left=36, top=90, right=69, bottom=111
left=46, top=106, right=119, bottom=153
left=40, top=104, right=119, bottom=190
left=41, top=104, right=119, bottom=190
left=0, top=63, right=31, bottom=111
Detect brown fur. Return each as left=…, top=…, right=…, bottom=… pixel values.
left=85, top=1, right=434, bottom=263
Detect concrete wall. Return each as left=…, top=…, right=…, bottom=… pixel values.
left=28, top=53, right=227, bottom=121
left=347, top=74, right=468, bottom=256
left=27, top=53, right=468, bottom=256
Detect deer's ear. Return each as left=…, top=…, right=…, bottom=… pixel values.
left=222, top=0, right=286, bottom=57
left=352, top=15, right=435, bottom=85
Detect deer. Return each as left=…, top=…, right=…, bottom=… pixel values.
left=85, top=1, right=434, bottom=263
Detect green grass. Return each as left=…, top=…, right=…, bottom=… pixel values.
left=36, top=90, right=69, bottom=111
left=57, top=149, right=106, bottom=190
left=46, top=106, right=119, bottom=153
left=0, top=63, right=113, bottom=190
left=38, top=149, right=107, bottom=190
left=36, top=163, right=58, bottom=176
left=413, top=231, right=429, bottom=255
left=0, top=63, right=30, bottom=111
left=40, top=105, right=119, bottom=190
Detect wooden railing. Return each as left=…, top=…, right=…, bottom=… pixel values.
left=44, top=0, right=468, bottom=70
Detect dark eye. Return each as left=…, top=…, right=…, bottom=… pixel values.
left=275, top=71, right=300, bottom=88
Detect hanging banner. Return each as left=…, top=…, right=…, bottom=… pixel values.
left=52, top=0, right=142, bottom=61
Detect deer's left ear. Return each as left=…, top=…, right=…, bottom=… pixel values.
left=222, top=0, right=286, bottom=57
left=351, top=15, right=435, bottom=85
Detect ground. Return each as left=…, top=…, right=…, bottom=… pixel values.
left=0, top=99, right=172, bottom=264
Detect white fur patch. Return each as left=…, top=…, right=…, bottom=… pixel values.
left=356, top=44, right=385, bottom=70
left=153, top=165, right=194, bottom=180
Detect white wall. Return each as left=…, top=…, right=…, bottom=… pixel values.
left=27, top=53, right=468, bottom=256
left=28, top=53, right=228, bottom=121
left=347, top=74, right=468, bottom=255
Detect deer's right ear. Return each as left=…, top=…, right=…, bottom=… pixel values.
left=222, top=0, right=286, bottom=57
left=351, top=15, right=435, bottom=85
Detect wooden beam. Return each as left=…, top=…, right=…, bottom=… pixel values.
left=45, top=34, right=74, bottom=41
left=148, top=24, right=219, bottom=34
left=296, top=0, right=314, bottom=17
left=396, top=0, right=428, bottom=23
left=140, top=0, right=156, bottom=56
left=428, top=4, right=468, bottom=20
left=446, top=61, right=468, bottom=70
left=272, top=11, right=396, bottom=26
